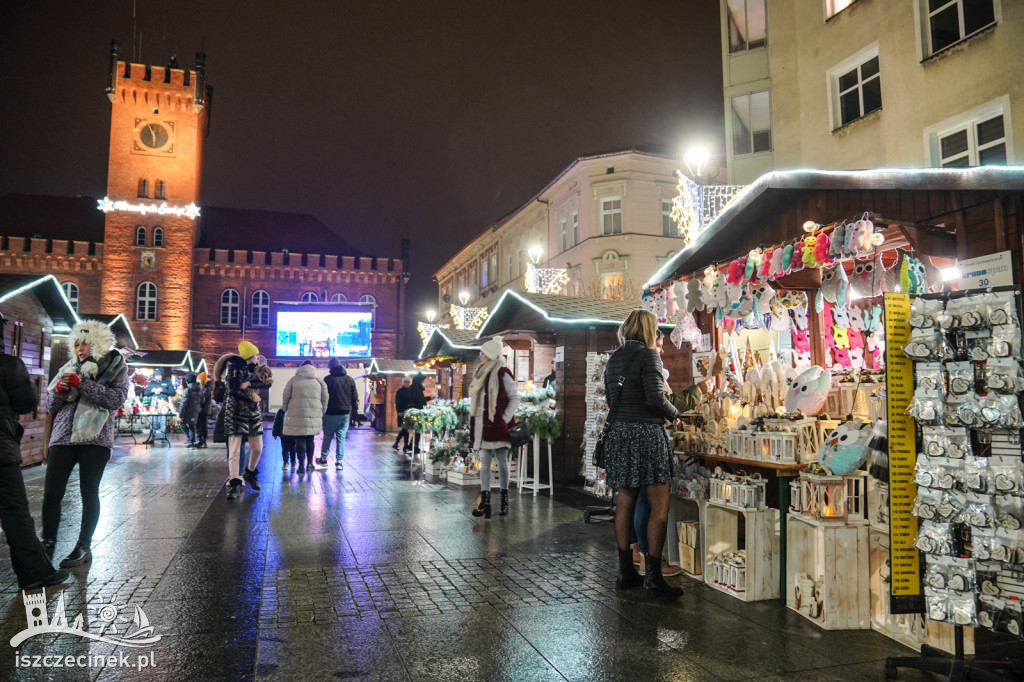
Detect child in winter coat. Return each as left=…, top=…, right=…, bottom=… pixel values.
left=272, top=408, right=296, bottom=469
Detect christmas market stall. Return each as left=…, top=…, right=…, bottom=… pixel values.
left=416, top=327, right=482, bottom=401
left=364, top=358, right=435, bottom=433
left=643, top=167, right=1024, bottom=661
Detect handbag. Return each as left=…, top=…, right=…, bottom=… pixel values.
left=592, top=353, right=637, bottom=469
left=507, top=420, right=531, bottom=449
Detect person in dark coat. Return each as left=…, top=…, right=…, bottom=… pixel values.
left=0, top=313, right=68, bottom=589
left=195, top=371, right=212, bottom=448
left=318, top=358, right=358, bottom=470
left=392, top=376, right=413, bottom=452
left=142, top=367, right=175, bottom=444
left=214, top=341, right=272, bottom=500
left=408, top=373, right=431, bottom=454
left=177, top=373, right=202, bottom=447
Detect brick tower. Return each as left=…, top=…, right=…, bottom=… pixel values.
left=100, top=40, right=210, bottom=350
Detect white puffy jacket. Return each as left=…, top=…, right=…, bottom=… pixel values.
left=282, top=364, right=328, bottom=436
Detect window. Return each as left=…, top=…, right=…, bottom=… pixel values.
left=662, top=201, right=675, bottom=236
left=731, top=91, right=772, bottom=155
left=926, top=99, right=1010, bottom=167
left=481, top=257, right=489, bottom=288
left=152, top=227, right=163, bottom=247
left=359, top=294, right=376, bottom=305
left=220, top=288, right=240, bottom=325
left=300, top=291, right=319, bottom=303
left=572, top=211, right=579, bottom=246
left=61, top=282, right=79, bottom=312
left=560, top=218, right=569, bottom=252
left=828, top=45, right=881, bottom=129
left=924, top=0, right=996, bottom=56
left=602, top=274, right=624, bottom=300
left=600, top=196, right=623, bottom=235
left=135, top=226, right=146, bottom=246
left=137, top=179, right=148, bottom=198
left=136, top=282, right=157, bottom=320
left=330, top=293, right=348, bottom=303
left=506, top=254, right=513, bottom=283
left=490, top=253, right=498, bottom=284
left=251, top=290, right=270, bottom=326
left=727, top=0, right=767, bottom=53
left=826, top=0, right=857, bottom=19
left=154, top=180, right=166, bottom=199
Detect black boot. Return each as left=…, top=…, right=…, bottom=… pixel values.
left=616, top=548, right=644, bottom=589
left=227, top=479, right=242, bottom=499
left=643, top=555, right=683, bottom=598
left=243, top=468, right=261, bottom=491
left=60, top=545, right=92, bottom=568
left=40, top=538, right=55, bottom=562
left=472, top=490, right=491, bottom=518
left=498, top=489, right=509, bottom=516
left=392, top=438, right=400, bottom=450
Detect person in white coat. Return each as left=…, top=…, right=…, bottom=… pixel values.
left=282, top=360, right=328, bottom=474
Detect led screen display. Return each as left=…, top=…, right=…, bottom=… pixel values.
left=275, top=310, right=372, bottom=357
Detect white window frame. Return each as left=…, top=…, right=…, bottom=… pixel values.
left=359, top=294, right=376, bottom=306
left=916, top=0, right=999, bottom=59
left=300, top=291, right=319, bottom=303
left=662, top=200, right=675, bottom=236
left=560, top=217, right=568, bottom=252
left=135, top=226, right=146, bottom=246
left=924, top=95, right=1013, bottom=168
left=600, top=195, right=623, bottom=235
left=825, top=0, right=858, bottom=20
left=136, top=282, right=157, bottom=320
left=827, top=42, right=881, bottom=131
left=730, top=90, right=773, bottom=156
left=220, top=288, right=240, bottom=326
left=61, top=282, right=79, bottom=312
left=251, top=290, right=270, bottom=326
left=330, top=293, right=348, bottom=303
left=727, top=0, right=767, bottom=54
left=572, top=211, right=579, bottom=246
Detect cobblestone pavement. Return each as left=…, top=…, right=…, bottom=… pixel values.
left=1, top=427, right=1022, bottom=680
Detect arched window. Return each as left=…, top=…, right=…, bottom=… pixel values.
left=135, top=226, right=147, bottom=246
left=136, top=282, right=157, bottom=320
left=330, top=293, right=347, bottom=303
left=359, top=294, right=376, bottom=306
left=154, top=180, right=166, bottom=199
left=300, top=291, right=319, bottom=303
left=152, top=227, right=164, bottom=247
left=137, top=179, right=149, bottom=198
left=251, top=290, right=270, bottom=326
left=220, top=289, right=240, bottom=325
left=61, top=282, right=79, bottom=312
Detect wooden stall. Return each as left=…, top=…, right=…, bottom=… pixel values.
left=365, top=358, right=435, bottom=433
left=416, top=327, right=481, bottom=401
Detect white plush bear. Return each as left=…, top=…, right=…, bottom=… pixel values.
left=846, top=218, right=874, bottom=255
left=653, top=288, right=669, bottom=322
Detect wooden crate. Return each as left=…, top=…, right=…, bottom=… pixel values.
left=704, top=502, right=779, bottom=601
left=867, top=477, right=889, bottom=531
left=667, top=497, right=705, bottom=578
left=764, top=418, right=822, bottom=462
left=678, top=542, right=702, bottom=575
left=787, top=513, right=870, bottom=630
left=446, top=468, right=480, bottom=487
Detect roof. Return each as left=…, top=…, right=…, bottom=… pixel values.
left=646, top=166, right=1024, bottom=288
left=197, top=206, right=362, bottom=255
left=367, top=358, right=422, bottom=375
left=417, top=327, right=481, bottom=360
left=0, top=194, right=104, bottom=243
left=86, top=313, right=139, bottom=349
left=0, top=274, right=79, bottom=331
left=128, top=350, right=202, bottom=371
left=477, top=290, right=640, bottom=337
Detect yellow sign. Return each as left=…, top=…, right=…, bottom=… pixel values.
left=884, top=293, right=919, bottom=597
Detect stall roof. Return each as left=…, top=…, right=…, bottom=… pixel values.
left=477, top=290, right=640, bottom=337
left=418, top=327, right=481, bottom=360
left=367, top=358, right=421, bottom=376
left=646, top=166, right=1024, bottom=288
left=0, top=274, right=79, bottom=331
left=85, top=313, right=139, bottom=349
left=128, top=350, right=203, bottom=372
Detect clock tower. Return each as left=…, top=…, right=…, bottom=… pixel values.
left=100, top=39, right=210, bottom=350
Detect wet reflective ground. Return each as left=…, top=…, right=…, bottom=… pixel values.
left=2, top=428, right=1022, bottom=680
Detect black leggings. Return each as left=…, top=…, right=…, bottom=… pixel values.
left=42, top=444, right=111, bottom=548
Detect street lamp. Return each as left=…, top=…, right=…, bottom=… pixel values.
left=458, top=290, right=470, bottom=306
left=528, top=245, right=543, bottom=264
left=425, top=310, right=435, bottom=323
left=683, top=146, right=711, bottom=232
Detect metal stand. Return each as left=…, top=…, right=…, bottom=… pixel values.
left=885, top=626, right=1023, bottom=681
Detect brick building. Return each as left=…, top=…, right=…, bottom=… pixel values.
left=0, top=42, right=406, bottom=367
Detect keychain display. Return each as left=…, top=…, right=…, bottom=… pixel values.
left=946, top=362, right=973, bottom=396
left=910, top=297, right=944, bottom=330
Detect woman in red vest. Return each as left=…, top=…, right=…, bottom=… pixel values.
left=469, top=335, right=520, bottom=518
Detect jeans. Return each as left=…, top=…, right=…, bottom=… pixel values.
left=0, top=461, right=56, bottom=585
left=149, top=414, right=166, bottom=439
left=181, top=421, right=196, bottom=443
left=633, top=488, right=651, bottom=555
left=294, top=435, right=315, bottom=464
left=42, top=444, right=112, bottom=548
left=321, top=414, right=351, bottom=462
left=478, top=447, right=509, bottom=491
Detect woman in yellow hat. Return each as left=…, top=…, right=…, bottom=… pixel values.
left=214, top=341, right=272, bottom=499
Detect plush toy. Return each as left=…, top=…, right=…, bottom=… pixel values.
left=820, top=263, right=849, bottom=306
left=830, top=223, right=847, bottom=258
left=850, top=254, right=887, bottom=299
left=902, top=254, right=928, bottom=295
left=749, top=281, right=776, bottom=308
left=653, top=288, right=669, bottom=322
left=833, top=348, right=852, bottom=367
left=670, top=280, right=686, bottom=318
left=801, top=236, right=818, bottom=268
left=726, top=284, right=754, bottom=319
left=815, top=233, right=832, bottom=266
left=768, top=247, right=787, bottom=279
left=744, top=255, right=758, bottom=282
left=833, top=326, right=850, bottom=350
left=792, top=329, right=812, bottom=366
left=883, top=251, right=905, bottom=293
left=776, top=289, right=808, bottom=311
left=785, top=365, right=831, bottom=415
left=850, top=347, right=866, bottom=369
left=832, top=305, right=851, bottom=328
left=818, top=422, right=871, bottom=475
left=846, top=218, right=874, bottom=255
left=727, top=258, right=745, bottom=285
left=760, top=250, right=774, bottom=279
left=687, top=278, right=705, bottom=312
left=711, top=278, right=731, bottom=311
left=791, top=305, right=809, bottom=331
left=725, top=280, right=745, bottom=308
left=782, top=243, right=797, bottom=273
left=865, top=304, right=882, bottom=332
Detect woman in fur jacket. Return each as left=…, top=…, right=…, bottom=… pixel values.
left=41, top=319, right=129, bottom=568
left=214, top=341, right=272, bottom=499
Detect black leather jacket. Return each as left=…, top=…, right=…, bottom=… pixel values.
left=604, top=340, right=679, bottom=425
left=0, top=354, right=38, bottom=466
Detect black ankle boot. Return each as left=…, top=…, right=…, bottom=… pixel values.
left=60, top=545, right=92, bottom=568
left=243, top=468, right=261, bottom=491
left=40, top=538, right=55, bottom=561
left=498, top=489, right=509, bottom=516
left=643, top=555, right=683, bottom=598
left=616, top=548, right=644, bottom=589
left=472, top=490, right=491, bottom=518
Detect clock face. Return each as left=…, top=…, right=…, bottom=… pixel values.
left=132, top=119, right=175, bottom=155
left=140, top=123, right=169, bottom=149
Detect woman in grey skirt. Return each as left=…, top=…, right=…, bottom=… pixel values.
left=603, top=309, right=681, bottom=597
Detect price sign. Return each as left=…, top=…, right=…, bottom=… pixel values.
left=884, top=293, right=921, bottom=603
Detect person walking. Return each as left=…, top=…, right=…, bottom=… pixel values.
left=318, top=358, right=358, bottom=471
left=194, top=371, right=212, bottom=448
left=41, top=319, right=130, bottom=568
left=408, top=373, right=431, bottom=455
left=283, top=360, right=328, bottom=473
left=392, top=376, right=413, bottom=452
left=215, top=341, right=271, bottom=500
left=0, top=312, right=68, bottom=589
left=142, top=367, right=174, bottom=445
left=178, top=373, right=202, bottom=447
left=468, top=336, right=520, bottom=519
left=603, top=309, right=682, bottom=597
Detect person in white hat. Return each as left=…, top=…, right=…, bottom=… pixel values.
left=468, top=335, right=520, bottom=518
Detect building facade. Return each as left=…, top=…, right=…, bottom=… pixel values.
left=0, top=42, right=406, bottom=366
left=722, top=0, right=1023, bottom=184
left=434, top=150, right=684, bottom=324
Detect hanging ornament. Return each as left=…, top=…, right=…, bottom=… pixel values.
left=814, top=289, right=824, bottom=314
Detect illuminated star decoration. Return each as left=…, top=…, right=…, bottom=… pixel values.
left=449, top=303, right=488, bottom=330
left=524, top=262, right=570, bottom=295
left=417, top=320, right=450, bottom=343
left=670, top=172, right=700, bottom=246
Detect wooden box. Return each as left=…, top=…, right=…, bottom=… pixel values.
left=678, top=542, right=702, bottom=575
left=787, top=513, right=870, bottom=630
left=676, top=520, right=701, bottom=548
left=798, top=471, right=868, bottom=525
left=445, top=468, right=480, bottom=487
left=763, top=417, right=823, bottom=461
left=704, top=501, right=778, bottom=601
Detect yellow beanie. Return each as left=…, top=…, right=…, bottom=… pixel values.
left=238, top=341, right=259, bottom=360
left=196, top=372, right=209, bottom=383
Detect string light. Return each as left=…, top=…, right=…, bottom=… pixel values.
left=870, top=232, right=886, bottom=246
left=803, top=220, right=818, bottom=232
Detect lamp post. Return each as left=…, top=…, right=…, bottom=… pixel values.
left=684, top=146, right=711, bottom=232
left=528, top=244, right=543, bottom=265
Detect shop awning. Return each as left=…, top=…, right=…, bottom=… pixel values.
left=366, top=358, right=422, bottom=376
left=477, top=290, right=640, bottom=337
left=646, top=166, right=1024, bottom=288
left=418, top=327, right=480, bottom=360
left=0, top=274, right=79, bottom=332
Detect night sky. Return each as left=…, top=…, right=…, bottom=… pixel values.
left=1, top=1, right=723, bottom=354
